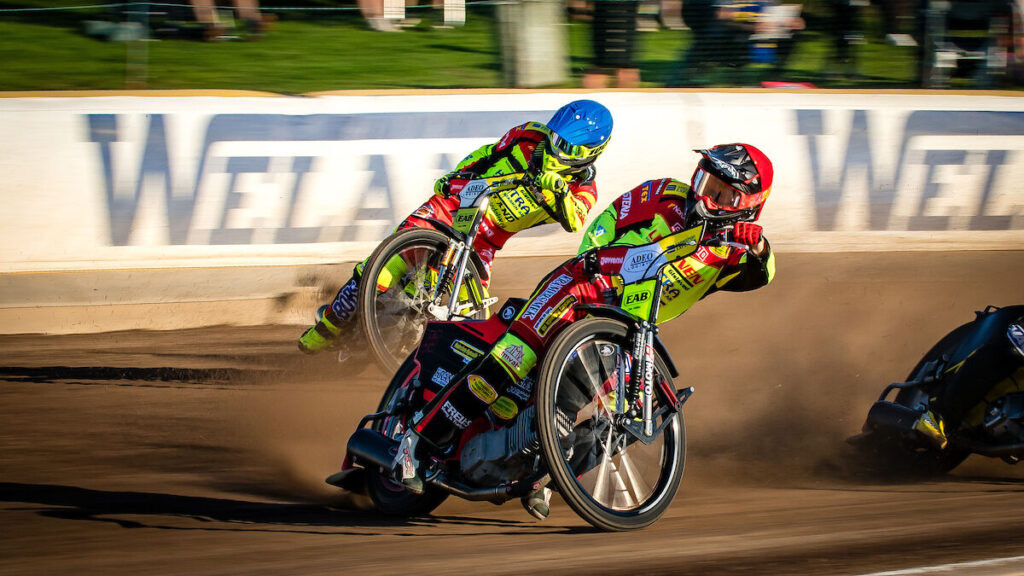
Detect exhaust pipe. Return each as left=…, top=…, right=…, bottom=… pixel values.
left=346, top=428, right=548, bottom=503
left=347, top=428, right=399, bottom=470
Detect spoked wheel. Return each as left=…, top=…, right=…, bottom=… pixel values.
left=535, top=317, right=686, bottom=531
left=358, top=228, right=488, bottom=374
left=365, top=353, right=449, bottom=516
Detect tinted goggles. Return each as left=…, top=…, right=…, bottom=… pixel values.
left=692, top=167, right=761, bottom=211
left=547, top=133, right=606, bottom=167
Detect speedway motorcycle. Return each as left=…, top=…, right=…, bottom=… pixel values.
left=326, top=223, right=741, bottom=531
left=848, top=305, right=1024, bottom=476
left=356, top=173, right=550, bottom=373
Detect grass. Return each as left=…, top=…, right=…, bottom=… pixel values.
left=0, top=1, right=1008, bottom=92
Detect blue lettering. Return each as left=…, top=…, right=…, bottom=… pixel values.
left=89, top=111, right=544, bottom=246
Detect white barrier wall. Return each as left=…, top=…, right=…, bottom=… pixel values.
left=1, top=91, right=1022, bottom=274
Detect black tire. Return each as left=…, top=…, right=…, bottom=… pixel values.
left=535, top=317, right=686, bottom=531
left=358, top=228, right=488, bottom=374
left=365, top=354, right=449, bottom=516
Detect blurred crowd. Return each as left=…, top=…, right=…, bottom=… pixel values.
left=102, top=0, right=1023, bottom=88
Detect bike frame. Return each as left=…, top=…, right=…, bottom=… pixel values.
left=425, top=175, right=528, bottom=321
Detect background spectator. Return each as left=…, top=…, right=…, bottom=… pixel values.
left=189, top=0, right=269, bottom=40
left=584, top=0, right=643, bottom=87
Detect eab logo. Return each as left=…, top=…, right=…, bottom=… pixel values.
left=624, top=291, right=650, bottom=306
left=454, top=211, right=475, bottom=226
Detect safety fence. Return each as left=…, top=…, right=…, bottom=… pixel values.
left=2, top=0, right=1022, bottom=90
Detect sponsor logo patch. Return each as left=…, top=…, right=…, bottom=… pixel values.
left=452, top=340, right=484, bottom=362
left=620, top=192, right=632, bottom=218
left=500, top=303, right=517, bottom=321
left=442, top=401, right=473, bottom=429
left=432, top=366, right=454, bottom=387
left=534, top=294, right=576, bottom=337
left=624, top=291, right=649, bottom=306
left=467, top=374, right=498, bottom=403
left=500, top=344, right=525, bottom=373
left=489, top=396, right=519, bottom=420
left=506, top=376, right=534, bottom=402
left=522, top=274, right=573, bottom=320
left=624, top=248, right=658, bottom=274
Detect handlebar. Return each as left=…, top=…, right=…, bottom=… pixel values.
left=704, top=237, right=752, bottom=252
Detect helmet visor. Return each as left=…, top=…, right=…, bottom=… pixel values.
left=547, top=133, right=606, bottom=167
left=692, top=167, right=761, bottom=211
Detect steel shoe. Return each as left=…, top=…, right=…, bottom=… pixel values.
left=521, top=487, right=553, bottom=520
left=913, top=410, right=948, bottom=450
left=393, top=430, right=425, bottom=495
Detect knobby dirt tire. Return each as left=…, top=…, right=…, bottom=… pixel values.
left=535, top=317, right=686, bottom=531
left=358, top=228, right=487, bottom=374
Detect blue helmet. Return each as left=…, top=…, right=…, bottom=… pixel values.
left=544, top=100, right=613, bottom=166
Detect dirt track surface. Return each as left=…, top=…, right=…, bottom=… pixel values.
left=2, top=251, right=1024, bottom=576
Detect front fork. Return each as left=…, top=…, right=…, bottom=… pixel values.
left=428, top=239, right=463, bottom=320
left=619, top=321, right=692, bottom=444
left=627, top=322, right=656, bottom=437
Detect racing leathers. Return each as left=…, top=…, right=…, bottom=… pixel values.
left=411, top=177, right=776, bottom=452
left=300, top=122, right=599, bottom=353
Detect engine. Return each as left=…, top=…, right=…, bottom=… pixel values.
left=983, top=392, right=1024, bottom=445
left=460, top=405, right=540, bottom=486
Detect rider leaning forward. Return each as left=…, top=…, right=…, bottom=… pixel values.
left=393, top=143, right=778, bottom=520
left=298, top=100, right=614, bottom=354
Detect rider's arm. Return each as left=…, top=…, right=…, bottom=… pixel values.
left=713, top=239, right=776, bottom=292
left=577, top=199, right=618, bottom=253
left=432, top=143, right=496, bottom=197
left=555, top=179, right=598, bottom=233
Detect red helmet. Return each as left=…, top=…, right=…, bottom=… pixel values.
left=690, top=143, right=774, bottom=221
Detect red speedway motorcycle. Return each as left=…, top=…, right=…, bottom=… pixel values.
left=325, top=223, right=737, bottom=531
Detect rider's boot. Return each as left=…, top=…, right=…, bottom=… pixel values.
left=392, top=429, right=426, bottom=495
left=298, top=277, right=359, bottom=354
left=521, top=487, right=553, bottom=521
left=298, top=305, right=346, bottom=353
left=913, top=409, right=948, bottom=449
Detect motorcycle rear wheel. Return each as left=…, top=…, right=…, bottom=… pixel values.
left=358, top=228, right=488, bottom=374
left=365, top=353, right=449, bottom=516
left=535, top=317, right=686, bottom=531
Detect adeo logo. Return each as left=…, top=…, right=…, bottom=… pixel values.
left=625, top=250, right=656, bottom=273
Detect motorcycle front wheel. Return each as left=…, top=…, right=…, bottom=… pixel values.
left=358, top=228, right=488, bottom=374
left=535, top=317, right=686, bottom=531
left=365, top=353, right=449, bottom=516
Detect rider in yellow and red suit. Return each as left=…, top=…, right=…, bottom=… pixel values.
left=298, top=100, right=613, bottom=354
left=394, top=143, right=778, bottom=516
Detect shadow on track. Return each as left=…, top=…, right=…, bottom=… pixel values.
left=0, top=482, right=576, bottom=536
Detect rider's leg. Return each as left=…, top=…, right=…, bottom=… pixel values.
left=394, top=259, right=600, bottom=505
left=298, top=263, right=365, bottom=353
left=393, top=331, right=539, bottom=492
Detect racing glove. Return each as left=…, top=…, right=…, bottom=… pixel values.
left=536, top=171, right=567, bottom=194
left=732, top=222, right=762, bottom=248
left=433, top=173, right=454, bottom=198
